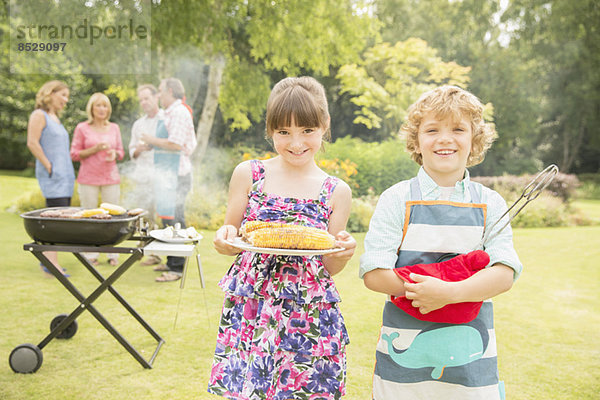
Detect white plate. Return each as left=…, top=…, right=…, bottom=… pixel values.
left=149, top=229, right=202, bottom=244
left=227, top=237, right=344, bottom=256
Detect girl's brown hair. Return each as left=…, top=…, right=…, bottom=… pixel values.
left=35, top=80, right=69, bottom=114
left=265, top=76, right=331, bottom=140
left=401, top=85, right=496, bottom=167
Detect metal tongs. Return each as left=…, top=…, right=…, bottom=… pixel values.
left=437, top=164, right=559, bottom=262
left=476, top=164, right=559, bottom=249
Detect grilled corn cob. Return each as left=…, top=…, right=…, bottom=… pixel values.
left=240, top=221, right=286, bottom=238
left=74, top=208, right=109, bottom=218
left=100, top=202, right=127, bottom=215
left=247, top=225, right=335, bottom=250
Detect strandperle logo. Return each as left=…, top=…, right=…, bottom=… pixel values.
left=9, top=0, right=151, bottom=75
left=15, top=18, right=148, bottom=45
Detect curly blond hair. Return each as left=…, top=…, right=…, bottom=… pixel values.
left=35, top=80, right=69, bottom=115
left=401, top=85, right=496, bottom=167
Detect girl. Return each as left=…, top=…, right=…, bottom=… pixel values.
left=70, top=92, right=124, bottom=266
left=27, top=80, right=75, bottom=277
left=210, top=77, right=357, bottom=400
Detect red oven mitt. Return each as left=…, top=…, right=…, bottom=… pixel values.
left=391, top=250, right=490, bottom=324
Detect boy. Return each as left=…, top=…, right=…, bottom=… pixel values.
left=360, top=85, right=522, bottom=399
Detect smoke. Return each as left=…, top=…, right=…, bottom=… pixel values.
left=116, top=45, right=235, bottom=228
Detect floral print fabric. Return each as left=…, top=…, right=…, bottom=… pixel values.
left=208, top=160, right=349, bottom=400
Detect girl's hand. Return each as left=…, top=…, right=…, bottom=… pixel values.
left=324, top=230, right=356, bottom=261
left=214, top=224, right=242, bottom=256
left=403, top=274, right=457, bottom=315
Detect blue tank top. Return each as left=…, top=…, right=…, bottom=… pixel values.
left=35, top=111, right=75, bottom=199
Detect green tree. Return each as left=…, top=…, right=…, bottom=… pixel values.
left=503, top=0, right=600, bottom=173
left=152, top=0, right=377, bottom=159
left=0, top=4, right=94, bottom=170
left=372, top=0, right=547, bottom=175
left=337, top=38, right=471, bottom=139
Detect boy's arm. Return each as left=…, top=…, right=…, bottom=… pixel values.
left=404, top=262, right=514, bottom=315
left=363, top=269, right=406, bottom=297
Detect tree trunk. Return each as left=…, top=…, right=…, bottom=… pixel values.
left=561, top=119, right=586, bottom=173
left=194, top=53, right=226, bottom=162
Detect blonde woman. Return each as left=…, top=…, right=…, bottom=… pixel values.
left=27, top=80, right=75, bottom=277
left=70, top=92, right=124, bottom=266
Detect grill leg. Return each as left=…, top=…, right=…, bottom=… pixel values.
left=27, top=247, right=164, bottom=370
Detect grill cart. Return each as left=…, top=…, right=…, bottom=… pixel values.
left=9, top=208, right=202, bottom=374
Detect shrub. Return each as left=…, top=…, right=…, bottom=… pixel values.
left=576, top=173, right=600, bottom=199
left=509, top=195, right=570, bottom=228
left=472, top=172, right=586, bottom=228
left=183, top=147, right=241, bottom=230
left=15, top=184, right=81, bottom=212
left=347, top=194, right=378, bottom=233
left=319, top=137, right=418, bottom=196
left=472, top=172, right=580, bottom=203
left=15, top=189, right=46, bottom=213
left=185, top=183, right=228, bottom=230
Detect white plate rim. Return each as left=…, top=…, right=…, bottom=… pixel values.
left=149, top=229, right=202, bottom=243
left=227, top=237, right=344, bottom=256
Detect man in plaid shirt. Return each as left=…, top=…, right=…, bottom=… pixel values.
left=142, top=77, right=197, bottom=282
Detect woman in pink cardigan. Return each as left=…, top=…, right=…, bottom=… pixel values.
left=70, top=92, right=124, bottom=266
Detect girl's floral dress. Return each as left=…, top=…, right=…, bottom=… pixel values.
left=208, top=160, right=349, bottom=400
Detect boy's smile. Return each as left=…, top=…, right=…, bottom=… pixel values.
left=416, top=112, right=473, bottom=187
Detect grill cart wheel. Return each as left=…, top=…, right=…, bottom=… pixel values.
left=9, top=343, right=43, bottom=373
left=50, top=314, right=78, bottom=339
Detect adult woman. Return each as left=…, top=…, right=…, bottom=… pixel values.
left=27, top=80, right=75, bottom=277
left=70, top=92, right=124, bottom=266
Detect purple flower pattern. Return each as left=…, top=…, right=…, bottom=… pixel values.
left=208, top=160, right=348, bottom=400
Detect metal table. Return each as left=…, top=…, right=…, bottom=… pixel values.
left=9, top=237, right=200, bottom=374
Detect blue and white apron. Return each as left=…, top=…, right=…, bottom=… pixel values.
left=373, top=177, right=505, bottom=400
left=153, top=119, right=180, bottom=220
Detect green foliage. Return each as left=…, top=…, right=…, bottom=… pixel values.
left=347, top=194, right=378, bottom=233
left=472, top=172, right=581, bottom=203
left=219, top=56, right=272, bottom=131
left=576, top=174, right=600, bottom=200
left=185, top=184, right=228, bottom=230
left=153, top=0, right=378, bottom=133
left=510, top=195, right=572, bottom=228
left=572, top=199, right=600, bottom=225
left=471, top=172, right=588, bottom=228
left=320, top=136, right=418, bottom=196
left=503, top=0, right=600, bottom=173
left=337, top=38, right=471, bottom=138
left=372, top=0, right=555, bottom=176
left=183, top=147, right=243, bottom=229
left=246, top=0, right=374, bottom=76
left=0, top=9, right=94, bottom=169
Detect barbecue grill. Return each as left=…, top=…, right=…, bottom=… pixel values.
left=9, top=209, right=202, bottom=374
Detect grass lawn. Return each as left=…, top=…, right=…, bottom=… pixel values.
left=1, top=178, right=599, bottom=399
left=0, top=176, right=39, bottom=210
